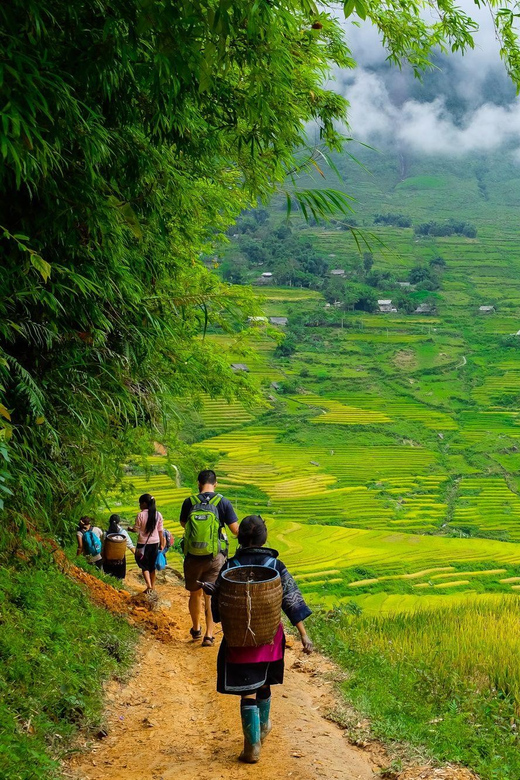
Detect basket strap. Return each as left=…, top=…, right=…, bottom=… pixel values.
left=228, top=557, right=276, bottom=569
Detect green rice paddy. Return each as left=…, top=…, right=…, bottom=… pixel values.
left=110, top=154, right=520, bottom=623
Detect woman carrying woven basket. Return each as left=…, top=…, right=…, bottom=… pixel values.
left=102, top=514, right=136, bottom=580
left=209, top=515, right=313, bottom=764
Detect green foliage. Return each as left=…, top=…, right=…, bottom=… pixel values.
left=374, top=213, right=412, bottom=228
left=409, top=266, right=441, bottom=290
left=415, top=219, right=478, bottom=238
left=0, top=556, right=135, bottom=780
left=274, top=336, right=298, bottom=358
left=0, top=0, right=351, bottom=535
left=343, top=0, right=520, bottom=88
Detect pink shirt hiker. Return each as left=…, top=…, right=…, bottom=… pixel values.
left=135, top=509, right=164, bottom=545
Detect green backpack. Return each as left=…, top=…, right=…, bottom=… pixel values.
left=184, top=494, right=224, bottom=557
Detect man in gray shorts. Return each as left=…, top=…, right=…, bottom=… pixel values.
left=180, top=470, right=238, bottom=646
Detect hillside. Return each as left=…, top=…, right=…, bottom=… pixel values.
left=106, top=149, right=520, bottom=778
left=119, top=149, right=520, bottom=613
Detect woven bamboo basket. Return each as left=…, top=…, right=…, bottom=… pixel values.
left=219, top=565, right=282, bottom=647
left=103, top=533, right=127, bottom=562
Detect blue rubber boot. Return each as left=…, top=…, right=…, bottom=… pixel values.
left=257, top=697, right=272, bottom=742
left=239, top=700, right=261, bottom=763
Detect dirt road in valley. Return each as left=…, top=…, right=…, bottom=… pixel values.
left=66, top=571, right=382, bottom=780
left=66, top=571, right=478, bottom=780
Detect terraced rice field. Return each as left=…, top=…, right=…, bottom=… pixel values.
left=291, top=395, right=392, bottom=425
left=190, top=426, right=449, bottom=532
left=452, top=477, right=520, bottom=540
left=330, top=393, right=457, bottom=430
left=197, top=396, right=255, bottom=428
left=457, top=411, right=520, bottom=442
left=113, top=279, right=520, bottom=616
left=472, top=370, right=520, bottom=405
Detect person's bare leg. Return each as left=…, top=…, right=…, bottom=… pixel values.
left=143, top=570, right=152, bottom=590
left=150, top=569, right=157, bottom=589
left=204, top=593, right=214, bottom=638
left=189, top=589, right=202, bottom=632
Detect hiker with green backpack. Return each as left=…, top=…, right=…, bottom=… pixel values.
left=76, top=516, right=104, bottom=570
left=179, top=469, right=239, bottom=647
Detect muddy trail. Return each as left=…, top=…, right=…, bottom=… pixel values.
left=65, top=570, right=477, bottom=780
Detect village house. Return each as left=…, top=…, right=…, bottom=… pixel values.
left=269, top=316, right=288, bottom=326
left=231, top=363, right=249, bottom=372
left=415, top=303, right=434, bottom=314
left=378, top=299, right=397, bottom=313
left=256, top=274, right=273, bottom=285
left=261, top=272, right=273, bottom=278
left=330, top=269, right=346, bottom=277
left=479, top=305, right=495, bottom=313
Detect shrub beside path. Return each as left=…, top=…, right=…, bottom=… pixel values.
left=65, top=570, right=478, bottom=780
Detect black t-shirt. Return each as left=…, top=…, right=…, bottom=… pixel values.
left=179, top=492, right=238, bottom=529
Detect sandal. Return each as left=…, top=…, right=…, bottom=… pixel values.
left=202, top=636, right=215, bottom=647
left=190, top=627, right=202, bottom=640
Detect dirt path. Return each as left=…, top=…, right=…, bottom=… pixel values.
left=66, top=572, right=383, bottom=780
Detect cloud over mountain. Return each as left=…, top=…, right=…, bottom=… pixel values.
left=332, top=1, right=520, bottom=157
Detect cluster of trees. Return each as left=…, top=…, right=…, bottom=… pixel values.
left=316, top=253, right=446, bottom=311
left=415, top=220, right=478, bottom=238
left=374, top=213, right=477, bottom=237
left=223, top=226, right=329, bottom=288
left=408, top=265, right=441, bottom=291
left=223, top=207, right=335, bottom=288
left=374, top=213, right=412, bottom=227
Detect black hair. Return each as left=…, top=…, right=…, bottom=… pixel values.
left=238, top=515, right=267, bottom=548
left=79, top=515, right=93, bottom=529
left=108, top=514, right=122, bottom=534
left=198, top=469, right=217, bottom=486
left=139, top=493, right=157, bottom=534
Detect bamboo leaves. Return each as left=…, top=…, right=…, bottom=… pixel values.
left=1, top=0, right=519, bottom=536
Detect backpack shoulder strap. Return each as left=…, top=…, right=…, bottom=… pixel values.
left=264, top=556, right=277, bottom=569
left=209, top=494, right=223, bottom=507
left=189, top=494, right=201, bottom=506
left=228, top=558, right=241, bottom=568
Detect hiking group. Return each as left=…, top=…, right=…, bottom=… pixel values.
left=76, top=496, right=171, bottom=584
left=182, top=469, right=313, bottom=764
left=78, top=468, right=312, bottom=764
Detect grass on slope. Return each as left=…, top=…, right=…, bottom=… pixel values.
left=0, top=549, right=136, bottom=780
left=311, top=597, right=520, bottom=780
